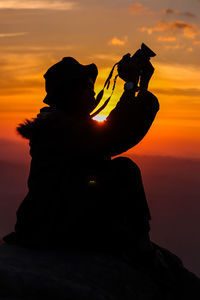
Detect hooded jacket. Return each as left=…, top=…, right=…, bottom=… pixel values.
left=4, top=90, right=159, bottom=248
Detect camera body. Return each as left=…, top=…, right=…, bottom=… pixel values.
left=117, top=43, right=156, bottom=90
left=91, top=43, right=156, bottom=117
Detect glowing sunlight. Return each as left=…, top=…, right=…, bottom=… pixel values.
left=92, top=115, right=107, bottom=122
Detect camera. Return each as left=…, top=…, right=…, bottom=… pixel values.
left=91, top=43, right=156, bottom=117
left=117, top=43, right=156, bottom=90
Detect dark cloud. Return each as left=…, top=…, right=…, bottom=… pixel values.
left=151, top=87, right=200, bottom=97
left=163, top=8, right=196, bottom=18
left=170, top=21, right=194, bottom=30
left=163, top=8, right=173, bottom=14
left=184, top=11, right=197, bottom=18
left=0, top=75, right=43, bottom=96
left=0, top=51, right=56, bottom=96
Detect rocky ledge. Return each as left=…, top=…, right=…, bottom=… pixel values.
left=0, top=242, right=199, bottom=300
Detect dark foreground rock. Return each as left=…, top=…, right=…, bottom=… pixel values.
left=0, top=243, right=199, bottom=300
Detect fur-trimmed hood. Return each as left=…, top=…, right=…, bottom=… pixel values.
left=16, top=107, right=62, bottom=140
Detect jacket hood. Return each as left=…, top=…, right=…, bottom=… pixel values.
left=17, top=107, right=60, bottom=139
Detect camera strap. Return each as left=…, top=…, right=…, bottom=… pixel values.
left=90, top=61, right=120, bottom=118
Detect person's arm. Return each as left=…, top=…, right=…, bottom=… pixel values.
left=90, top=89, right=159, bottom=157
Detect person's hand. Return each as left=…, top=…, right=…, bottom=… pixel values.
left=117, top=54, right=154, bottom=90
left=118, top=55, right=140, bottom=85
left=139, top=60, right=154, bottom=91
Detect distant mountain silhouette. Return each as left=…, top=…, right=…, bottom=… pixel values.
left=0, top=138, right=30, bottom=164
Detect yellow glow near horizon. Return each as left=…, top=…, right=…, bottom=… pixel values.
left=1, top=60, right=200, bottom=158
left=0, top=34, right=200, bottom=156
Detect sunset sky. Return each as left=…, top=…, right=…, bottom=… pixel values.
left=0, top=0, right=200, bottom=158
left=0, top=0, right=200, bottom=276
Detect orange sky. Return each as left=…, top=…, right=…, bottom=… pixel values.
left=0, top=0, right=200, bottom=158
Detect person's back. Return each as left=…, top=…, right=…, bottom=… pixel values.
left=3, top=56, right=159, bottom=252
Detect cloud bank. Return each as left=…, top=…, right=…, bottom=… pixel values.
left=141, top=20, right=199, bottom=39
left=0, top=32, right=27, bottom=38
left=0, top=0, right=77, bottom=11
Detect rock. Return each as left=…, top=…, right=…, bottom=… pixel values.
left=0, top=243, right=199, bottom=300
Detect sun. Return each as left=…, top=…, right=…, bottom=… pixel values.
left=92, top=115, right=107, bottom=122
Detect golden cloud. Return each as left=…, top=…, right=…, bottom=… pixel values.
left=108, top=36, right=128, bottom=46
left=0, top=53, right=46, bottom=95
left=0, top=0, right=77, bottom=10
left=157, top=35, right=177, bottom=42
left=0, top=32, right=27, bottom=38
left=0, top=45, right=73, bottom=54
left=193, top=40, right=200, bottom=45
left=141, top=20, right=199, bottom=40
left=129, top=2, right=149, bottom=15
left=90, top=54, right=121, bottom=63
left=141, top=22, right=168, bottom=35
left=164, top=44, right=181, bottom=50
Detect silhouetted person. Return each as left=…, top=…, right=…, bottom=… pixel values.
left=3, top=57, right=159, bottom=255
